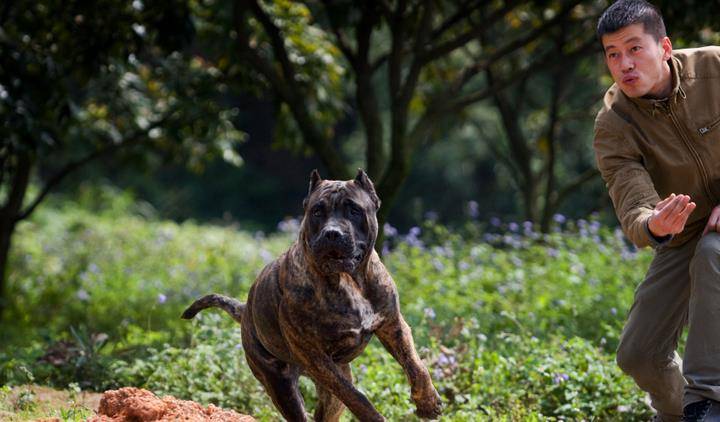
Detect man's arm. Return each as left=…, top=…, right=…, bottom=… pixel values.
left=594, top=124, right=694, bottom=247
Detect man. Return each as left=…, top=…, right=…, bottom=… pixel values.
left=594, top=1, right=720, bottom=421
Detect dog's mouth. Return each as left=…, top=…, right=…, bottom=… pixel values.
left=316, top=247, right=366, bottom=274
left=325, top=250, right=349, bottom=260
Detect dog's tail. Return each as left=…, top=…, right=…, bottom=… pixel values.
left=181, top=294, right=246, bottom=324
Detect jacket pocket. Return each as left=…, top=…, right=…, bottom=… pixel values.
left=699, top=115, right=720, bottom=136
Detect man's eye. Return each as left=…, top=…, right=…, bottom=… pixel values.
left=631, top=46, right=641, bottom=52
left=608, top=52, right=618, bottom=59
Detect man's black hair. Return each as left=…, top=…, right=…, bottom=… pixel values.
left=597, top=0, right=666, bottom=46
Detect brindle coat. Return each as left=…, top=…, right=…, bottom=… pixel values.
left=183, top=170, right=442, bottom=422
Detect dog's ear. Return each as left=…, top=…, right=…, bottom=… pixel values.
left=309, top=169, right=322, bottom=193
left=354, top=169, right=381, bottom=209
left=303, top=169, right=323, bottom=210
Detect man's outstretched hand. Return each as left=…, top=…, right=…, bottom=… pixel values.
left=648, top=193, right=696, bottom=238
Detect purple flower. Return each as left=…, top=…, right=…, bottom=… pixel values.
left=157, top=293, right=167, bottom=304
left=490, top=217, right=501, bottom=227
left=260, top=249, right=273, bottom=264
left=522, top=221, right=534, bottom=234
left=383, top=223, right=398, bottom=238
left=277, top=217, right=300, bottom=234
left=409, top=226, right=421, bottom=237
left=76, top=289, right=90, bottom=301
left=438, top=352, right=455, bottom=366
left=552, top=373, right=569, bottom=384
left=467, top=201, right=480, bottom=219
left=425, top=211, right=439, bottom=221
left=553, top=214, right=566, bottom=224
left=424, top=307, right=436, bottom=319
left=508, top=222, right=519, bottom=232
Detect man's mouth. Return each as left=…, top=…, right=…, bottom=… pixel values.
left=622, top=74, right=639, bottom=85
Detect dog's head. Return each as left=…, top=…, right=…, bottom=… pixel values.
left=300, top=169, right=381, bottom=275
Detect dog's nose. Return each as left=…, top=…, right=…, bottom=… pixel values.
left=323, top=228, right=343, bottom=241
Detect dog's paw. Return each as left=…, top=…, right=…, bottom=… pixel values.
left=414, top=390, right=442, bottom=419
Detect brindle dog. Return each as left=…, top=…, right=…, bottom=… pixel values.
left=182, top=169, right=442, bottom=422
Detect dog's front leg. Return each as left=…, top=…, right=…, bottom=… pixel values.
left=375, top=315, right=442, bottom=419
left=280, top=326, right=384, bottom=421
left=297, top=352, right=384, bottom=422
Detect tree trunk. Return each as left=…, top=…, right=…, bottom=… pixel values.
left=0, top=219, right=15, bottom=320
left=0, top=150, right=31, bottom=320
left=374, top=169, right=410, bottom=253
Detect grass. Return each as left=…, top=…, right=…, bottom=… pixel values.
left=0, top=189, right=654, bottom=420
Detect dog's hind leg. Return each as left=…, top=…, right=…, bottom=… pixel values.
left=314, top=364, right=350, bottom=422
left=181, top=294, right=245, bottom=324
left=243, top=325, right=308, bottom=421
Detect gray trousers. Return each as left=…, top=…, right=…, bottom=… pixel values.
left=617, top=232, right=720, bottom=421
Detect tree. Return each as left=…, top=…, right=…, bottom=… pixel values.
left=231, top=0, right=607, bottom=244
left=0, top=0, right=244, bottom=318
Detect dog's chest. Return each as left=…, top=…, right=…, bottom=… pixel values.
left=309, top=276, right=383, bottom=360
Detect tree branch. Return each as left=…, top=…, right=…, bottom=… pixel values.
left=15, top=114, right=175, bottom=222
left=419, top=0, right=522, bottom=64
left=429, top=0, right=483, bottom=41
left=443, top=36, right=599, bottom=113
left=447, top=0, right=584, bottom=94
left=233, top=0, right=350, bottom=179
left=554, top=168, right=600, bottom=208
left=321, top=0, right=358, bottom=70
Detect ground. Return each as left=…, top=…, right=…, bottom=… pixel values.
left=0, top=385, right=254, bottom=421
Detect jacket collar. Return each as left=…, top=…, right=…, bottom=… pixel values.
left=624, top=55, right=687, bottom=113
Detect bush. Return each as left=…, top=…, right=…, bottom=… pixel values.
left=1, top=200, right=653, bottom=420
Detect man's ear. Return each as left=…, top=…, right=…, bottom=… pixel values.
left=303, top=169, right=322, bottom=210
left=354, top=169, right=381, bottom=209
left=661, top=36, right=673, bottom=61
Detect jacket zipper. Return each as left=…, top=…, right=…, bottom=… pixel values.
left=699, top=115, right=720, bottom=135
left=667, top=103, right=718, bottom=204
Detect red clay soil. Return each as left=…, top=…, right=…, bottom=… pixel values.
left=86, top=387, right=255, bottom=422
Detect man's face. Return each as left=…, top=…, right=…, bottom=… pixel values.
left=601, top=23, right=672, bottom=98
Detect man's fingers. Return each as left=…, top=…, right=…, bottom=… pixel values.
left=658, top=195, right=689, bottom=222
left=655, top=194, right=676, bottom=211
left=656, top=193, right=676, bottom=211
left=667, top=201, right=695, bottom=234
left=674, top=202, right=696, bottom=226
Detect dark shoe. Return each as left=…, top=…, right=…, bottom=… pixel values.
left=683, top=399, right=720, bottom=421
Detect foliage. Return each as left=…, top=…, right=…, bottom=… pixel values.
left=0, top=0, right=245, bottom=318
left=0, top=194, right=656, bottom=419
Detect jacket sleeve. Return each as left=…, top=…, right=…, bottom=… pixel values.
left=593, top=123, right=670, bottom=248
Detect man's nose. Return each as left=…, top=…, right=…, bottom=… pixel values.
left=621, top=56, right=634, bottom=72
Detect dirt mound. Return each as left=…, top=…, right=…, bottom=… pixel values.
left=87, top=387, right=255, bottom=422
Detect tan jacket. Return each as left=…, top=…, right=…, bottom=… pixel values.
left=594, top=47, right=720, bottom=248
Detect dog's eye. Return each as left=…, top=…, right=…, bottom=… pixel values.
left=312, top=208, right=323, bottom=217
left=348, top=205, right=362, bottom=217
